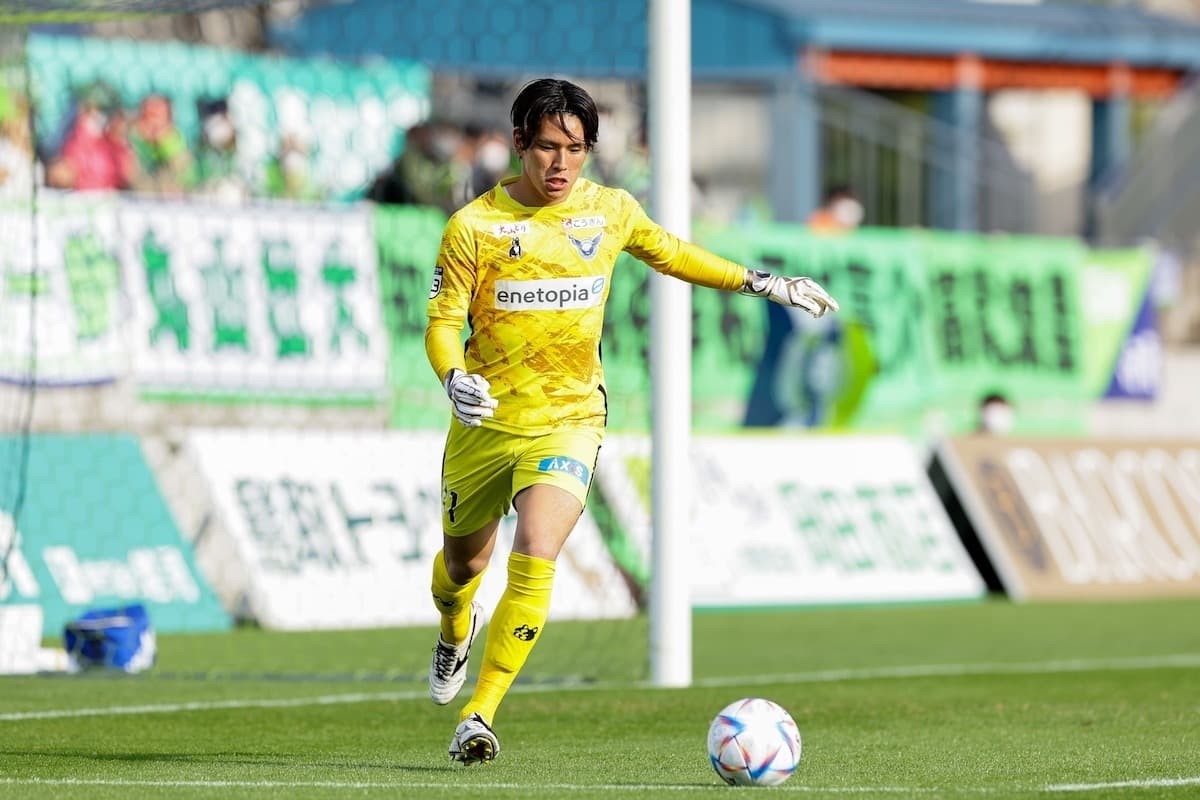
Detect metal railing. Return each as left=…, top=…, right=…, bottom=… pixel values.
left=1093, top=75, right=1200, bottom=257
left=816, top=83, right=1038, bottom=233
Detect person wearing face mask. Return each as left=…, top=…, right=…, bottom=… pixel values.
left=191, top=98, right=248, bottom=204
left=424, top=77, right=839, bottom=766
left=808, top=186, right=865, bottom=234
left=372, top=120, right=467, bottom=213
left=977, top=392, right=1015, bottom=435
left=47, top=82, right=136, bottom=192
left=469, top=127, right=513, bottom=199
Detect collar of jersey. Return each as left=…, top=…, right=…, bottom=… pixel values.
left=494, top=175, right=585, bottom=216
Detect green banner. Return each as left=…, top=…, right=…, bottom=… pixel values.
left=374, top=211, right=1145, bottom=435
left=722, top=226, right=1093, bottom=434
left=375, top=205, right=451, bottom=428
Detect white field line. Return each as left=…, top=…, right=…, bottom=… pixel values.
left=690, top=652, right=1200, bottom=689
left=1046, top=777, right=1200, bottom=792
left=1, top=776, right=1200, bottom=794
left=1, top=652, right=1197, bottom=723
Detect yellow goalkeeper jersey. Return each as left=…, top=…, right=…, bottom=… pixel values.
left=426, top=176, right=745, bottom=434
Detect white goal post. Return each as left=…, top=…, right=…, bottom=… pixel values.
left=648, top=0, right=693, bottom=688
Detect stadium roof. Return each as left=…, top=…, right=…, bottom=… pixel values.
left=271, top=0, right=1200, bottom=78
left=732, top=0, right=1200, bottom=69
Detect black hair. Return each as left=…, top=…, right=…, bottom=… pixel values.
left=510, top=78, right=598, bottom=152
left=823, top=184, right=858, bottom=205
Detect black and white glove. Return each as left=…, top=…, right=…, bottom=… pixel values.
left=443, top=369, right=498, bottom=427
left=739, top=269, right=839, bottom=318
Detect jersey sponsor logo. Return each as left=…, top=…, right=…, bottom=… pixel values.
left=537, top=455, right=591, bottom=486
left=567, top=230, right=603, bottom=260
left=494, top=277, right=606, bottom=310
left=508, top=236, right=521, bottom=259
left=429, top=266, right=444, bottom=299
left=562, top=215, right=605, bottom=229
left=492, top=221, right=531, bottom=237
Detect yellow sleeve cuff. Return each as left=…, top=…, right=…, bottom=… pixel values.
left=425, top=318, right=465, bottom=384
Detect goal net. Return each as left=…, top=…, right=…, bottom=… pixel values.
left=0, top=0, right=677, bottom=684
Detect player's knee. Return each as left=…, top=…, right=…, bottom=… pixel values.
left=445, top=554, right=487, bottom=585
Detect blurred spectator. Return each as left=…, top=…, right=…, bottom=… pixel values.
left=367, top=120, right=470, bottom=214
left=588, top=104, right=651, bottom=202
left=46, top=81, right=136, bottom=191
left=464, top=124, right=512, bottom=201
left=977, top=392, right=1015, bottom=435
left=265, top=132, right=321, bottom=202
left=808, top=186, right=864, bottom=234
left=0, top=89, right=36, bottom=198
left=129, top=93, right=191, bottom=196
left=190, top=97, right=248, bottom=204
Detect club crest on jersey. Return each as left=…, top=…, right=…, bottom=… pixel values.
left=428, top=266, right=443, bottom=299
left=567, top=230, right=603, bottom=260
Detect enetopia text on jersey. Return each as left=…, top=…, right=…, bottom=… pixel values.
left=493, top=277, right=607, bottom=310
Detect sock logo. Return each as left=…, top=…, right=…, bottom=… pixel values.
left=512, top=623, right=539, bottom=642
left=433, top=593, right=455, bottom=609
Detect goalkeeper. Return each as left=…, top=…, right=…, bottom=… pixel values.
left=425, top=77, right=837, bottom=765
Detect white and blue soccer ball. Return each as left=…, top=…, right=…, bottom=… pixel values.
left=707, top=697, right=803, bottom=787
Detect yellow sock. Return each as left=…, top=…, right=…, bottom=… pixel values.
left=431, top=550, right=486, bottom=644
left=461, top=551, right=555, bottom=725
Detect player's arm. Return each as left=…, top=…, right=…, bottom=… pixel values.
left=621, top=194, right=838, bottom=318
left=426, top=215, right=498, bottom=427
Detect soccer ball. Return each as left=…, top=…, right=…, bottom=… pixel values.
left=707, top=697, right=802, bottom=786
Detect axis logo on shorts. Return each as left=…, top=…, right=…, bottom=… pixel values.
left=537, top=456, right=590, bottom=486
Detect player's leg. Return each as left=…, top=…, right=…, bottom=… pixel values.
left=430, top=424, right=514, bottom=706
left=429, top=521, right=498, bottom=704
left=454, top=429, right=601, bottom=761
left=451, top=483, right=579, bottom=764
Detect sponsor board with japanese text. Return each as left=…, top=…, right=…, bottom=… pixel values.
left=595, top=434, right=986, bottom=606
left=184, top=429, right=636, bottom=630
left=936, top=437, right=1200, bottom=599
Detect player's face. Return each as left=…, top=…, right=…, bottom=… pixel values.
left=512, top=114, right=588, bottom=207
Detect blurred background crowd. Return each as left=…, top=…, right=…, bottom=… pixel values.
left=0, top=79, right=654, bottom=214
left=2, top=0, right=1200, bottom=441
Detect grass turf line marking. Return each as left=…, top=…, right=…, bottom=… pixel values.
left=0, top=689, right=427, bottom=721
left=3, top=777, right=1200, bottom=794
left=2, top=652, right=1198, bottom=723
left=1046, top=777, right=1200, bottom=792
left=692, top=652, right=1200, bottom=689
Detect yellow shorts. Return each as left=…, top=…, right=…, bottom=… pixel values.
left=440, top=424, right=604, bottom=536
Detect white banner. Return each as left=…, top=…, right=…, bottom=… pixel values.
left=0, top=193, right=126, bottom=384
left=117, top=200, right=387, bottom=397
left=596, top=434, right=985, bottom=606
left=937, top=436, right=1200, bottom=599
left=185, top=429, right=637, bottom=630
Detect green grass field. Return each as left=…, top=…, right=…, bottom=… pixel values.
left=2, top=597, right=1199, bottom=799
